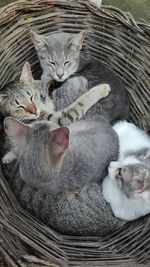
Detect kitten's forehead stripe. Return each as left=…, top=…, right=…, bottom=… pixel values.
left=46, top=32, right=72, bottom=47
left=45, top=33, right=74, bottom=63
left=52, top=50, right=67, bottom=64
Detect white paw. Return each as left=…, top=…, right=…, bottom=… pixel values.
left=99, top=84, right=111, bottom=97
left=2, top=152, right=17, bottom=164
left=2, top=155, right=12, bottom=164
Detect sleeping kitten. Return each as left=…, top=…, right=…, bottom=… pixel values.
left=0, top=62, right=110, bottom=126
left=102, top=121, right=150, bottom=221
left=30, top=30, right=130, bottom=123
left=0, top=62, right=54, bottom=121
left=3, top=117, right=118, bottom=193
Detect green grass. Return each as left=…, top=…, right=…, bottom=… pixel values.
left=103, top=0, right=150, bottom=22
left=0, top=0, right=14, bottom=8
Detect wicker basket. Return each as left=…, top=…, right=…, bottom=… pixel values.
left=0, top=1, right=150, bottom=266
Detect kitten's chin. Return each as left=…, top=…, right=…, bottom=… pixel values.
left=56, top=78, right=67, bottom=83
left=54, top=76, right=68, bottom=83
left=54, top=71, right=76, bottom=82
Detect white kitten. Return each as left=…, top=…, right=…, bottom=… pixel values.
left=103, top=121, right=150, bottom=221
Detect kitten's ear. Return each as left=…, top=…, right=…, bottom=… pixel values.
left=69, top=31, right=86, bottom=50
left=30, top=30, right=48, bottom=51
left=4, top=117, right=29, bottom=153
left=20, top=62, right=34, bottom=84
left=50, top=127, right=69, bottom=162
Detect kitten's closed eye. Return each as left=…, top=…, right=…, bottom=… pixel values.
left=26, top=91, right=31, bottom=96
left=15, top=100, right=26, bottom=110
left=117, top=168, right=122, bottom=177
left=117, top=166, right=133, bottom=184
left=15, top=100, right=19, bottom=105
left=49, top=61, right=56, bottom=66
left=64, top=61, right=70, bottom=65
left=30, top=95, right=34, bottom=102
left=17, top=105, right=25, bottom=110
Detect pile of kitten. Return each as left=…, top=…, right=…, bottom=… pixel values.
left=1, top=30, right=150, bottom=223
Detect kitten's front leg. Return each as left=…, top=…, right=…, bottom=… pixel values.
left=2, top=151, right=17, bottom=164
left=39, top=83, right=111, bottom=126
left=41, top=73, right=54, bottom=93
left=41, top=83, right=111, bottom=126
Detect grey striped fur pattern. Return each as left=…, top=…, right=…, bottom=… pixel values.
left=40, top=82, right=111, bottom=126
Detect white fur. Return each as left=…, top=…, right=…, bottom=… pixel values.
left=102, top=173, right=150, bottom=221
left=113, top=121, right=150, bottom=161
left=2, top=151, right=17, bottom=164
left=102, top=121, right=150, bottom=221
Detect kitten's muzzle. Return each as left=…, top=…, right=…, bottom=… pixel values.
left=25, top=103, right=37, bottom=115
left=57, top=73, right=64, bottom=79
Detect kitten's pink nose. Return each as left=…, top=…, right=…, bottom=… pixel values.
left=57, top=73, right=64, bottom=79
left=26, top=104, right=37, bottom=115
left=57, top=69, right=64, bottom=79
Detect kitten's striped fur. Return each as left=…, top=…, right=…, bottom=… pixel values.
left=40, top=83, right=110, bottom=126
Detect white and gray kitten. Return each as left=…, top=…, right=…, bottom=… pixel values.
left=103, top=121, right=150, bottom=221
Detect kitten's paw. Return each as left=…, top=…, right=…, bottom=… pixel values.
left=2, top=157, right=9, bottom=164
left=49, top=112, right=62, bottom=125
left=2, top=151, right=17, bottom=164
left=99, top=84, right=111, bottom=97
left=2, top=156, right=14, bottom=164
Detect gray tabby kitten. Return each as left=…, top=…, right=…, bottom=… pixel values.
left=3, top=117, right=118, bottom=193
left=0, top=61, right=110, bottom=125
left=0, top=62, right=54, bottom=121
left=30, top=30, right=130, bottom=123
left=103, top=121, right=150, bottom=221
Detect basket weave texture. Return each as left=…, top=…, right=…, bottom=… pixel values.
left=0, top=1, right=150, bottom=267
